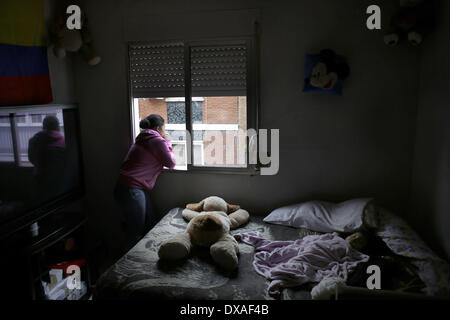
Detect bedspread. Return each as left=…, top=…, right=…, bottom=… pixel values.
left=235, top=231, right=370, bottom=296
left=94, top=208, right=322, bottom=300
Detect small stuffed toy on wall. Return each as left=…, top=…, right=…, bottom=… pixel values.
left=384, top=0, right=435, bottom=46
left=303, top=49, right=350, bottom=96
left=158, top=196, right=250, bottom=271
left=49, top=8, right=101, bottom=66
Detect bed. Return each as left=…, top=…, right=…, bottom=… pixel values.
left=94, top=208, right=320, bottom=300
left=94, top=207, right=450, bottom=300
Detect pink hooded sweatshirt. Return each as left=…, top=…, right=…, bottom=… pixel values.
left=118, top=129, right=176, bottom=190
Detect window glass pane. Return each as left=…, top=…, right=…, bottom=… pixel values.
left=15, top=114, right=26, bottom=123
left=190, top=96, right=247, bottom=168
left=172, top=142, right=187, bottom=167
left=167, top=102, right=185, bottom=124
left=193, top=143, right=203, bottom=165
left=190, top=43, right=248, bottom=168
left=31, top=114, right=43, bottom=123
left=134, top=97, right=187, bottom=170
left=0, top=113, right=14, bottom=162
left=192, top=101, right=203, bottom=124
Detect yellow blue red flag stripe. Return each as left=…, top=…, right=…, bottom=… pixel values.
left=0, top=0, right=53, bottom=106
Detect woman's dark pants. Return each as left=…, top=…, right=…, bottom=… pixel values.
left=114, top=183, right=156, bottom=253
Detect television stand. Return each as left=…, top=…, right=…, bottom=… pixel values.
left=0, top=211, right=92, bottom=300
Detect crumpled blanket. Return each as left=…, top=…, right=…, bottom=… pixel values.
left=234, top=231, right=369, bottom=296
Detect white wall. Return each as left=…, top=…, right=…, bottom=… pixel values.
left=72, top=0, right=421, bottom=259
left=410, top=0, right=450, bottom=260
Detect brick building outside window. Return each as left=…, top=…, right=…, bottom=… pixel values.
left=135, top=96, right=247, bottom=170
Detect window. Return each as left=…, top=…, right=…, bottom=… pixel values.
left=129, top=38, right=257, bottom=172
left=0, top=110, right=65, bottom=166
left=0, top=114, right=14, bottom=162
left=31, top=114, right=43, bottom=123
left=15, top=115, right=26, bottom=123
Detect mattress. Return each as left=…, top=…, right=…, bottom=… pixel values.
left=94, top=208, right=320, bottom=300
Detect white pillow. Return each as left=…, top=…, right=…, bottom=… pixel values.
left=263, top=198, right=377, bottom=233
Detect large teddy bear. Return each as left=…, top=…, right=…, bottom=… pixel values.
left=158, top=196, right=250, bottom=270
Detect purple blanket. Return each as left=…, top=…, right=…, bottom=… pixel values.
left=234, top=231, right=369, bottom=296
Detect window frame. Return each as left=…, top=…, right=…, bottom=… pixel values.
left=127, top=36, right=260, bottom=175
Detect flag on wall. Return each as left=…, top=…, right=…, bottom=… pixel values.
left=0, top=0, right=53, bottom=106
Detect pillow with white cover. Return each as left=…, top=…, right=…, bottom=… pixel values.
left=263, top=198, right=378, bottom=233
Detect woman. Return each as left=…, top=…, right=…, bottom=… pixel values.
left=28, top=115, right=67, bottom=202
left=115, top=114, right=176, bottom=252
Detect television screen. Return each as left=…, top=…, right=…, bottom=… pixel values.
left=0, top=105, right=83, bottom=234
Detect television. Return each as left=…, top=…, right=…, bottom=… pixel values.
left=0, top=104, right=84, bottom=239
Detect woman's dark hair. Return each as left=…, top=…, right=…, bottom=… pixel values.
left=139, top=114, right=165, bottom=130
left=43, top=115, right=60, bottom=131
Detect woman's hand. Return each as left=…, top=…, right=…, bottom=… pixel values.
left=156, top=125, right=170, bottom=141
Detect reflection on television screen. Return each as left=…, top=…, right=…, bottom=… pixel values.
left=0, top=106, right=82, bottom=226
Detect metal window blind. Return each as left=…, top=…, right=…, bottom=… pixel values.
left=129, top=42, right=248, bottom=98
left=191, top=44, right=247, bottom=96
left=129, top=42, right=185, bottom=98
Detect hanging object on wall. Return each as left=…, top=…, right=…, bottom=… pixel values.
left=49, top=7, right=101, bottom=66
left=384, top=0, right=435, bottom=47
left=303, top=49, right=350, bottom=96
left=0, top=0, right=53, bottom=106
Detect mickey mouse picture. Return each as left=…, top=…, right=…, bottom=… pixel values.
left=303, top=49, right=350, bottom=96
